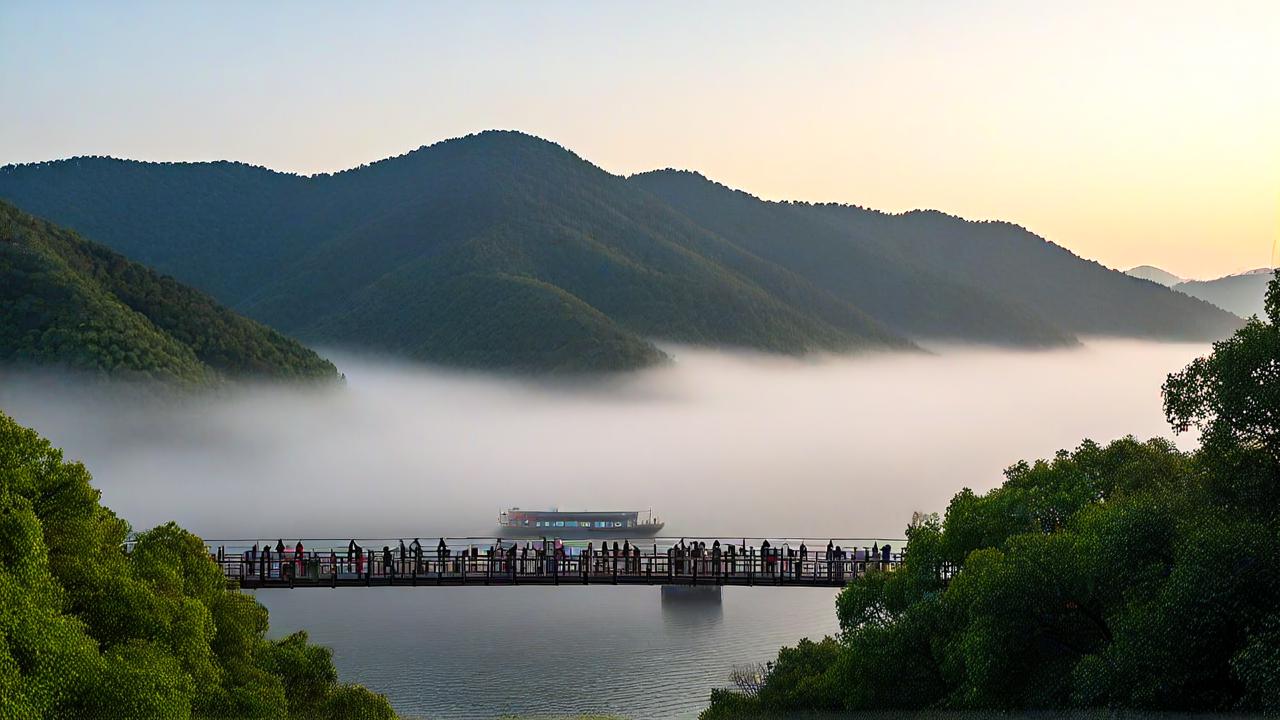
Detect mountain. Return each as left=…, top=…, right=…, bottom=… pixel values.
left=633, top=170, right=1240, bottom=343
left=0, top=131, right=1243, bottom=372
left=1175, top=268, right=1275, bottom=319
left=0, top=133, right=913, bottom=371
left=1125, top=265, right=1184, bottom=287
left=0, top=200, right=338, bottom=383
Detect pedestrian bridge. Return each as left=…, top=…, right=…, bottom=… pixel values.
left=202, top=537, right=906, bottom=589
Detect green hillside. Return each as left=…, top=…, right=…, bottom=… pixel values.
left=0, top=201, right=338, bottom=383
left=0, top=131, right=1243, bottom=373
left=633, top=169, right=1241, bottom=344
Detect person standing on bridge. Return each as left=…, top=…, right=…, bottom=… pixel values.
left=881, top=543, right=891, bottom=566
left=623, top=540, right=631, bottom=572
left=295, top=540, right=304, bottom=576
left=410, top=538, right=422, bottom=574
left=436, top=538, right=448, bottom=570
left=798, top=542, right=808, bottom=578
left=398, top=539, right=407, bottom=574
left=347, top=539, right=357, bottom=574
left=261, top=544, right=271, bottom=579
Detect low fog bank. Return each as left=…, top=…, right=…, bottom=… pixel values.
left=0, top=341, right=1208, bottom=542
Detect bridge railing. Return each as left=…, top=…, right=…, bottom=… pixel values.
left=201, top=537, right=911, bottom=588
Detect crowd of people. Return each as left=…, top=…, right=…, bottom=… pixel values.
left=234, top=537, right=896, bottom=581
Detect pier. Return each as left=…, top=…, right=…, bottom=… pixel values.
left=201, top=537, right=906, bottom=589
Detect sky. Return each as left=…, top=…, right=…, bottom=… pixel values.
left=1, top=1, right=1277, bottom=279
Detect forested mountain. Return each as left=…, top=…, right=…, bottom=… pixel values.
left=634, top=170, right=1240, bottom=343
left=1125, top=265, right=1184, bottom=287
left=0, top=201, right=338, bottom=383
left=1174, top=269, right=1275, bottom=319
left=0, top=131, right=1242, bottom=372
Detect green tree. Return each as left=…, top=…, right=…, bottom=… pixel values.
left=0, top=410, right=395, bottom=719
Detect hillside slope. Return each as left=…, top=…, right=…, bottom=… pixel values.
left=1175, top=269, right=1275, bottom=319
left=0, top=201, right=338, bottom=382
left=632, top=170, right=1238, bottom=343
left=2, top=133, right=914, bottom=371
left=0, top=131, right=1242, bottom=372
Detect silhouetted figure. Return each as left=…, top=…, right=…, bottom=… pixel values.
left=761, top=539, right=772, bottom=575
left=383, top=546, right=394, bottom=578
left=295, top=540, right=305, bottom=575
left=347, top=539, right=358, bottom=573
left=411, top=538, right=422, bottom=573
left=798, top=542, right=808, bottom=578
left=834, top=546, right=844, bottom=581
left=712, top=540, right=722, bottom=575
left=260, top=544, right=269, bottom=578
left=881, top=544, right=891, bottom=565
left=437, top=538, right=448, bottom=569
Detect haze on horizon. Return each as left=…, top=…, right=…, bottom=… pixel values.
left=0, top=341, right=1208, bottom=542
left=2, top=1, right=1278, bottom=280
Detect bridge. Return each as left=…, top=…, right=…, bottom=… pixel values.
left=202, top=537, right=906, bottom=589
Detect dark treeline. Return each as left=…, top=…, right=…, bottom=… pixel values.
left=0, top=408, right=394, bottom=719
left=0, top=200, right=338, bottom=384
left=704, top=277, right=1280, bottom=717
left=0, top=131, right=1241, bottom=373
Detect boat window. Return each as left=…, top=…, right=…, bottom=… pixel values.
left=614, top=521, right=622, bottom=527
left=555, top=521, right=564, bottom=527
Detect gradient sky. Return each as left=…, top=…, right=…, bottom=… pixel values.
left=2, top=1, right=1276, bottom=279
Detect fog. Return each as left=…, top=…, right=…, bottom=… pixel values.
left=0, top=341, right=1208, bottom=542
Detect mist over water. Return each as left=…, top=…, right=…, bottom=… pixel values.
left=0, top=340, right=1212, bottom=718
left=2, top=340, right=1206, bottom=542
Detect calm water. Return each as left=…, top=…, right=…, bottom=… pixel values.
left=253, top=585, right=840, bottom=719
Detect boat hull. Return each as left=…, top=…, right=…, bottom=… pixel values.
left=493, top=522, right=665, bottom=541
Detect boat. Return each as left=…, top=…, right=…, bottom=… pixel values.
left=495, top=508, right=665, bottom=540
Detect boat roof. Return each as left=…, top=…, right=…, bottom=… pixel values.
left=507, top=509, right=642, bottom=518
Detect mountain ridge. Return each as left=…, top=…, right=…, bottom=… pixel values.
left=0, top=130, right=1244, bottom=372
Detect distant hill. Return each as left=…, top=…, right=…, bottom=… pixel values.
left=1175, top=269, right=1275, bottom=319
left=0, top=200, right=338, bottom=383
left=0, top=131, right=1244, bottom=371
left=1125, top=265, right=1184, bottom=287
left=633, top=170, right=1240, bottom=343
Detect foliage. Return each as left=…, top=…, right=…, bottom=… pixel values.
left=704, top=277, right=1280, bottom=717
left=0, top=410, right=395, bottom=719
left=0, top=200, right=338, bottom=383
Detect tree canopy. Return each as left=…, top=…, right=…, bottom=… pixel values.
left=704, top=276, right=1280, bottom=718
left=0, top=410, right=394, bottom=719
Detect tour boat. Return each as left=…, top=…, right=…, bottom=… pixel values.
left=496, top=508, right=664, bottom=539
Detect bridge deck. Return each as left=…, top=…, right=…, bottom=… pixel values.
left=210, top=539, right=902, bottom=590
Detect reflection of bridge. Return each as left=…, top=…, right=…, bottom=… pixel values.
left=204, top=537, right=905, bottom=589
